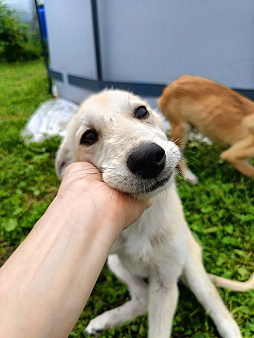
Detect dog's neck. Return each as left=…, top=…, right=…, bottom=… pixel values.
left=110, top=182, right=187, bottom=260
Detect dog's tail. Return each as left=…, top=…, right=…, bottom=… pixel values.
left=209, top=273, right=254, bottom=292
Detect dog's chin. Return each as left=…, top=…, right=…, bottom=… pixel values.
left=119, top=171, right=175, bottom=200
left=103, top=168, right=176, bottom=200
left=133, top=172, right=174, bottom=200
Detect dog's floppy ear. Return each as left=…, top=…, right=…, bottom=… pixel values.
left=55, top=116, right=79, bottom=178
left=55, top=141, right=74, bottom=178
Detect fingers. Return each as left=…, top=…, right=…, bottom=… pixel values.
left=59, top=162, right=153, bottom=230
left=120, top=196, right=153, bottom=230
left=145, top=198, right=153, bottom=209
left=133, top=197, right=153, bottom=221
left=61, top=162, right=102, bottom=185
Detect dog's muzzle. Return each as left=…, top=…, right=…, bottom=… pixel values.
left=127, top=142, right=166, bottom=179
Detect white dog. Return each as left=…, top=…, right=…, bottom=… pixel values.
left=56, top=90, right=253, bottom=338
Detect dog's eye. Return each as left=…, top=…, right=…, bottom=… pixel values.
left=135, top=106, right=149, bottom=119
left=80, top=129, right=98, bottom=145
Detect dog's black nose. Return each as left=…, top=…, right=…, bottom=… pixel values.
left=127, top=143, right=166, bottom=179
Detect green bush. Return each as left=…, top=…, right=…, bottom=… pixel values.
left=0, top=1, right=41, bottom=62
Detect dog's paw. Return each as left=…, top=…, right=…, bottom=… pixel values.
left=216, top=317, right=242, bottom=338
left=85, top=309, right=117, bottom=337
left=184, top=170, right=198, bottom=185
left=219, top=325, right=242, bottom=338
left=84, top=326, right=102, bottom=337
left=85, top=317, right=106, bottom=337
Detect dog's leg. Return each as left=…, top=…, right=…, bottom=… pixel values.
left=170, top=121, right=198, bottom=184
left=159, top=91, right=198, bottom=184
left=177, top=157, right=198, bottom=184
left=85, top=254, right=148, bottom=337
left=148, top=271, right=179, bottom=338
left=220, top=134, right=254, bottom=177
left=182, top=230, right=242, bottom=338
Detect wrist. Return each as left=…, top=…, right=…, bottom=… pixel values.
left=52, top=193, right=122, bottom=247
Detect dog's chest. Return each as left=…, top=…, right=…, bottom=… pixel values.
left=110, top=190, right=188, bottom=278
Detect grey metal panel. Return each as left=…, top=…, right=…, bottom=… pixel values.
left=68, top=74, right=165, bottom=96
left=97, top=0, right=254, bottom=89
left=55, top=81, right=94, bottom=105
left=45, top=0, right=97, bottom=80
left=45, top=0, right=254, bottom=106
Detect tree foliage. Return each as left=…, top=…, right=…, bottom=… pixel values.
left=0, top=1, right=41, bottom=62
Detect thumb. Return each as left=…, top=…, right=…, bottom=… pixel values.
left=121, top=197, right=153, bottom=230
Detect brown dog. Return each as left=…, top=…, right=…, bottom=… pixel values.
left=158, top=75, right=254, bottom=184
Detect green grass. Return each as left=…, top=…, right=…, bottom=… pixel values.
left=0, top=59, right=57, bottom=264
left=0, top=60, right=254, bottom=337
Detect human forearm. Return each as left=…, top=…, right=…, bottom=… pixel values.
left=0, top=162, right=151, bottom=337
left=0, top=197, right=119, bottom=338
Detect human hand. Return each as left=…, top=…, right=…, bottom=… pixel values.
left=56, top=162, right=152, bottom=234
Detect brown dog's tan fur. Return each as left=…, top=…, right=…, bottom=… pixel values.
left=158, top=75, right=254, bottom=183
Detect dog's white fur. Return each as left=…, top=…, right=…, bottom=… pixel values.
left=56, top=90, right=253, bottom=338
